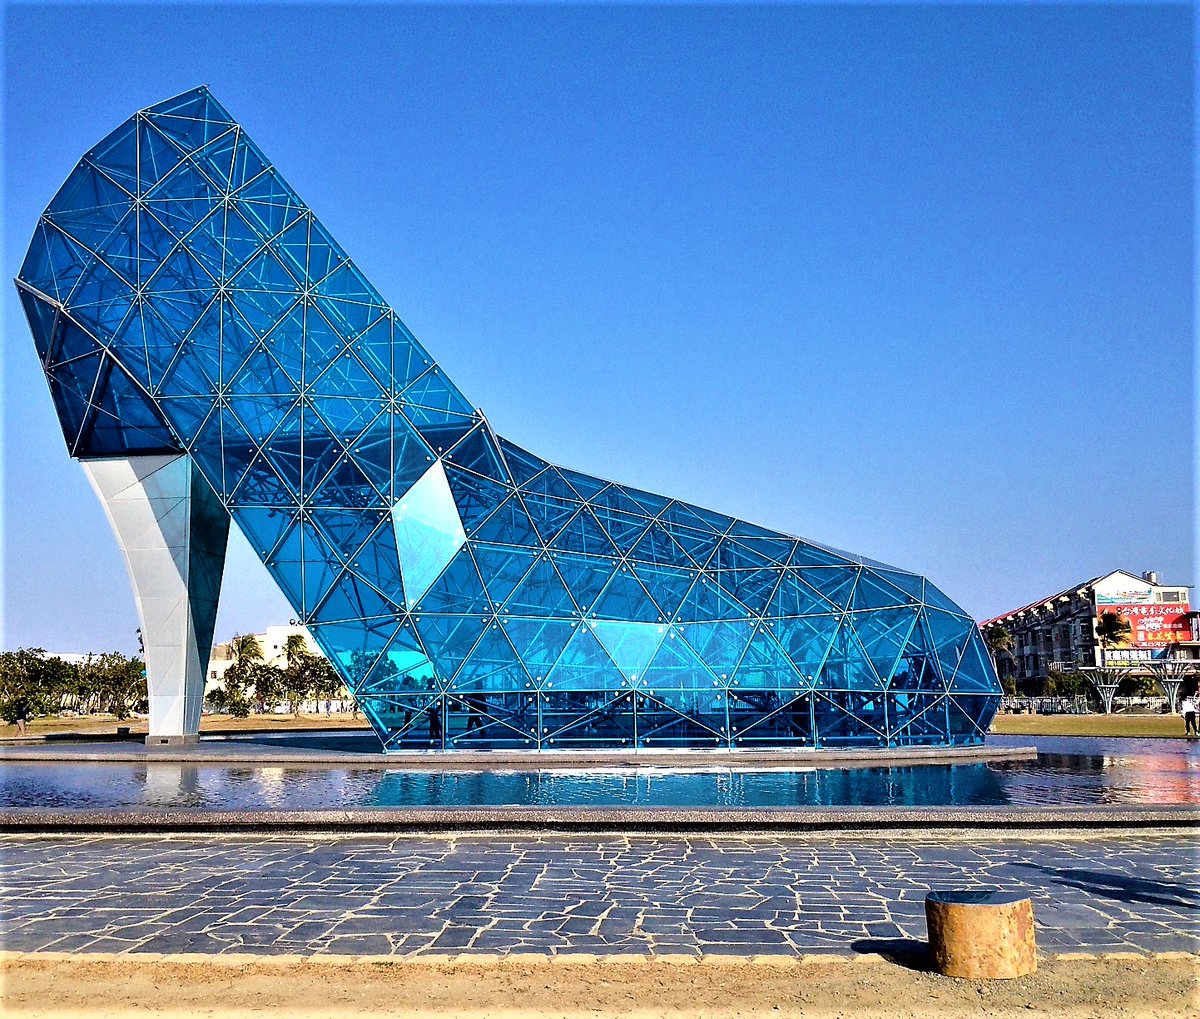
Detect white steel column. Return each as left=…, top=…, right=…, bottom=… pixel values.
left=81, top=454, right=229, bottom=744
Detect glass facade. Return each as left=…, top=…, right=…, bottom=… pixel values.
left=17, top=87, right=1000, bottom=751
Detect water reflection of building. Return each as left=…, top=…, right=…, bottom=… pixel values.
left=142, top=763, right=201, bottom=806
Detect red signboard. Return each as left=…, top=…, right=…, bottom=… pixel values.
left=1097, top=603, right=1192, bottom=647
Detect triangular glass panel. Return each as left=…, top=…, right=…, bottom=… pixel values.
left=469, top=492, right=539, bottom=548
left=714, top=568, right=778, bottom=616
left=415, top=544, right=489, bottom=615
left=852, top=571, right=911, bottom=611
left=590, top=620, right=668, bottom=682
left=235, top=168, right=305, bottom=237
left=629, top=521, right=689, bottom=566
left=544, top=626, right=623, bottom=693
left=503, top=617, right=578, bottom=683
left=589, top=483, right=650, bottom=518
left=618, top=485, right=671, bottom=518
left=503, top=554, right=576, bottom=618
left=666, top=525, right=719, bottom=568
left=18, top=287, right=59, bottom=364
left=557, top=468, right=608, bottom=503
left=680, top=620, right=755, bottom=679
left=629, top=561, right=696, bottom=620
left=547, top=551, right=615, bottom=615
left=550, top=506, right=619, bottom=557
left=412, top=612, right=487, bottom=686
left=497, top=437, right=547, bottom=487
left=923, top=607, right=975, bottom=688
left=444, top=464, right=511, bottom=535
left=732, top=625, right=806, bottom=692
left=470, top=542, right=539, bottom=607
left=591, top=567, right=660, bottom=623
left=848, top=607, right=917, bottom=687
left=391, top=460, right=467, bottom=607
left=76, top=358, right=177, bottom=456
left=447, top=622, right=528, bottom=693
left=676, top=574, right=751, bottom=623
left=821, top=618, right=885, bottom=691
left=790, top=542, right=853, bottom=568
left=946, top=631, right=1000, bottom=695
left=521, top=489, right=579, bottom=546
left=593, top=508, right=648, bottom=556
left=444, top=423, right=511, bottom=484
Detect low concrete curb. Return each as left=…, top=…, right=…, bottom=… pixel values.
left=0, top=948, right=1194, bottom=966
left=0, top=743, right=1039, bottom=768
left=1, top=803, right=1195, bottom=833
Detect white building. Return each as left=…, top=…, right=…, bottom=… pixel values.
left=205, top=623, right=326, bottom=693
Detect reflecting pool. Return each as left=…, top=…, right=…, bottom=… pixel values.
left=1, top=735, right=1196, bottom=811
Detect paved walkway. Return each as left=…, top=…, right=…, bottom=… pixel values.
left=1, top=833, right=1195, bottom=957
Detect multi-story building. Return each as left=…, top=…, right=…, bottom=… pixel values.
left=982, top=570, right=1198, bottom=691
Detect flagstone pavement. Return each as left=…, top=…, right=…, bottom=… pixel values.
left=1, top=833, right=1195, bottom=957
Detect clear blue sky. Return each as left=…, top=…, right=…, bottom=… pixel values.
left=2, top=2, right=1192, bottom=655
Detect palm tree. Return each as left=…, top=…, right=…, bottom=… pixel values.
left=983, top=624, right=1014, bottom=668
left=223, top=634, right=264, bottom=717
left=229, top=633, right=264, bottom=664
left=982, top=623, right=1017, bottom=693
left=283, top=633, right=309, bottom=668
left=1095, top=610, right=1132, bottom=652
left=282, top=633, right=315, bottom=716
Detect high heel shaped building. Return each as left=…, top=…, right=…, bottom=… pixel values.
left=17, top=87, right=1000, bottom=750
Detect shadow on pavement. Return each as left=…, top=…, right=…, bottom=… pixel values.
left=1012, top=864, right=1198, bottom=910
left=849, top=937, right=932, bottom=972
left=216, top=731, right=383, bottom=753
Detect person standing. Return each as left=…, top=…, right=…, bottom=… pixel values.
left=1182, top=694, right=1198, bottom=738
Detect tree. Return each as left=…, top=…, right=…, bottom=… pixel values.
left=307, top=657, right=343, bottom=703
left=284, top=634, right=308, bottom=667
left=982, top=624, right=1014, bottom=669
left=278, top=635, right=341, bottom=714
left=1095, top=610, right=1132, bottom=650
left=218, top=633, right=265, bottom=717
left=229, top=633, right=264, bottom=664
left=1045, top=667, right=1089, bottom=700
left=92, top=652, right=146, bottom=719
left=281, top=636, right=313, bottom=714
left=0, top=649, right=77, bottom=721
left=1117, top=673, right=1156, bottom=698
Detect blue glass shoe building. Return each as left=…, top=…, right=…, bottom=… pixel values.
left=16, top=87, right=1000, bottom=751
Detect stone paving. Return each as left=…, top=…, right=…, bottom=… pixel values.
left=0, top=833, right=1195, bottom=957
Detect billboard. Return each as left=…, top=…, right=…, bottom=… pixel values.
left=1094, top=576, right=1154, bottom=605
left=1101, top=647, right=1171, bottom=667
left=1096, top=602, right=1191, bottom=667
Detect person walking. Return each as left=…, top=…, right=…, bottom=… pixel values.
left=13, top=699, right=29, bottom=736
left=1182, top=693, right=1198, bottom=738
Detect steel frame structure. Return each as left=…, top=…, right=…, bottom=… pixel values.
left=16, top=87, right=1000, bottom=750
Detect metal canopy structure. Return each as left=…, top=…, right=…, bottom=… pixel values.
left=16, top=87, right=1001, bottom=751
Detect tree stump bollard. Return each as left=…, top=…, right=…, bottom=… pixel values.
left=925, top=889, right=1036, bottom=979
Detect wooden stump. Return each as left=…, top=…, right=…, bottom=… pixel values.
left=925, top=889, right=1037, bottom=979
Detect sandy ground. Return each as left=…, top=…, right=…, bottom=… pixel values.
left=1, top=953, right=1195, bottom=1018
left=4, top=713, right=368, bottom=739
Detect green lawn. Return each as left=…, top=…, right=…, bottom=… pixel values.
left=989, top=712, right=1188, bottom=739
